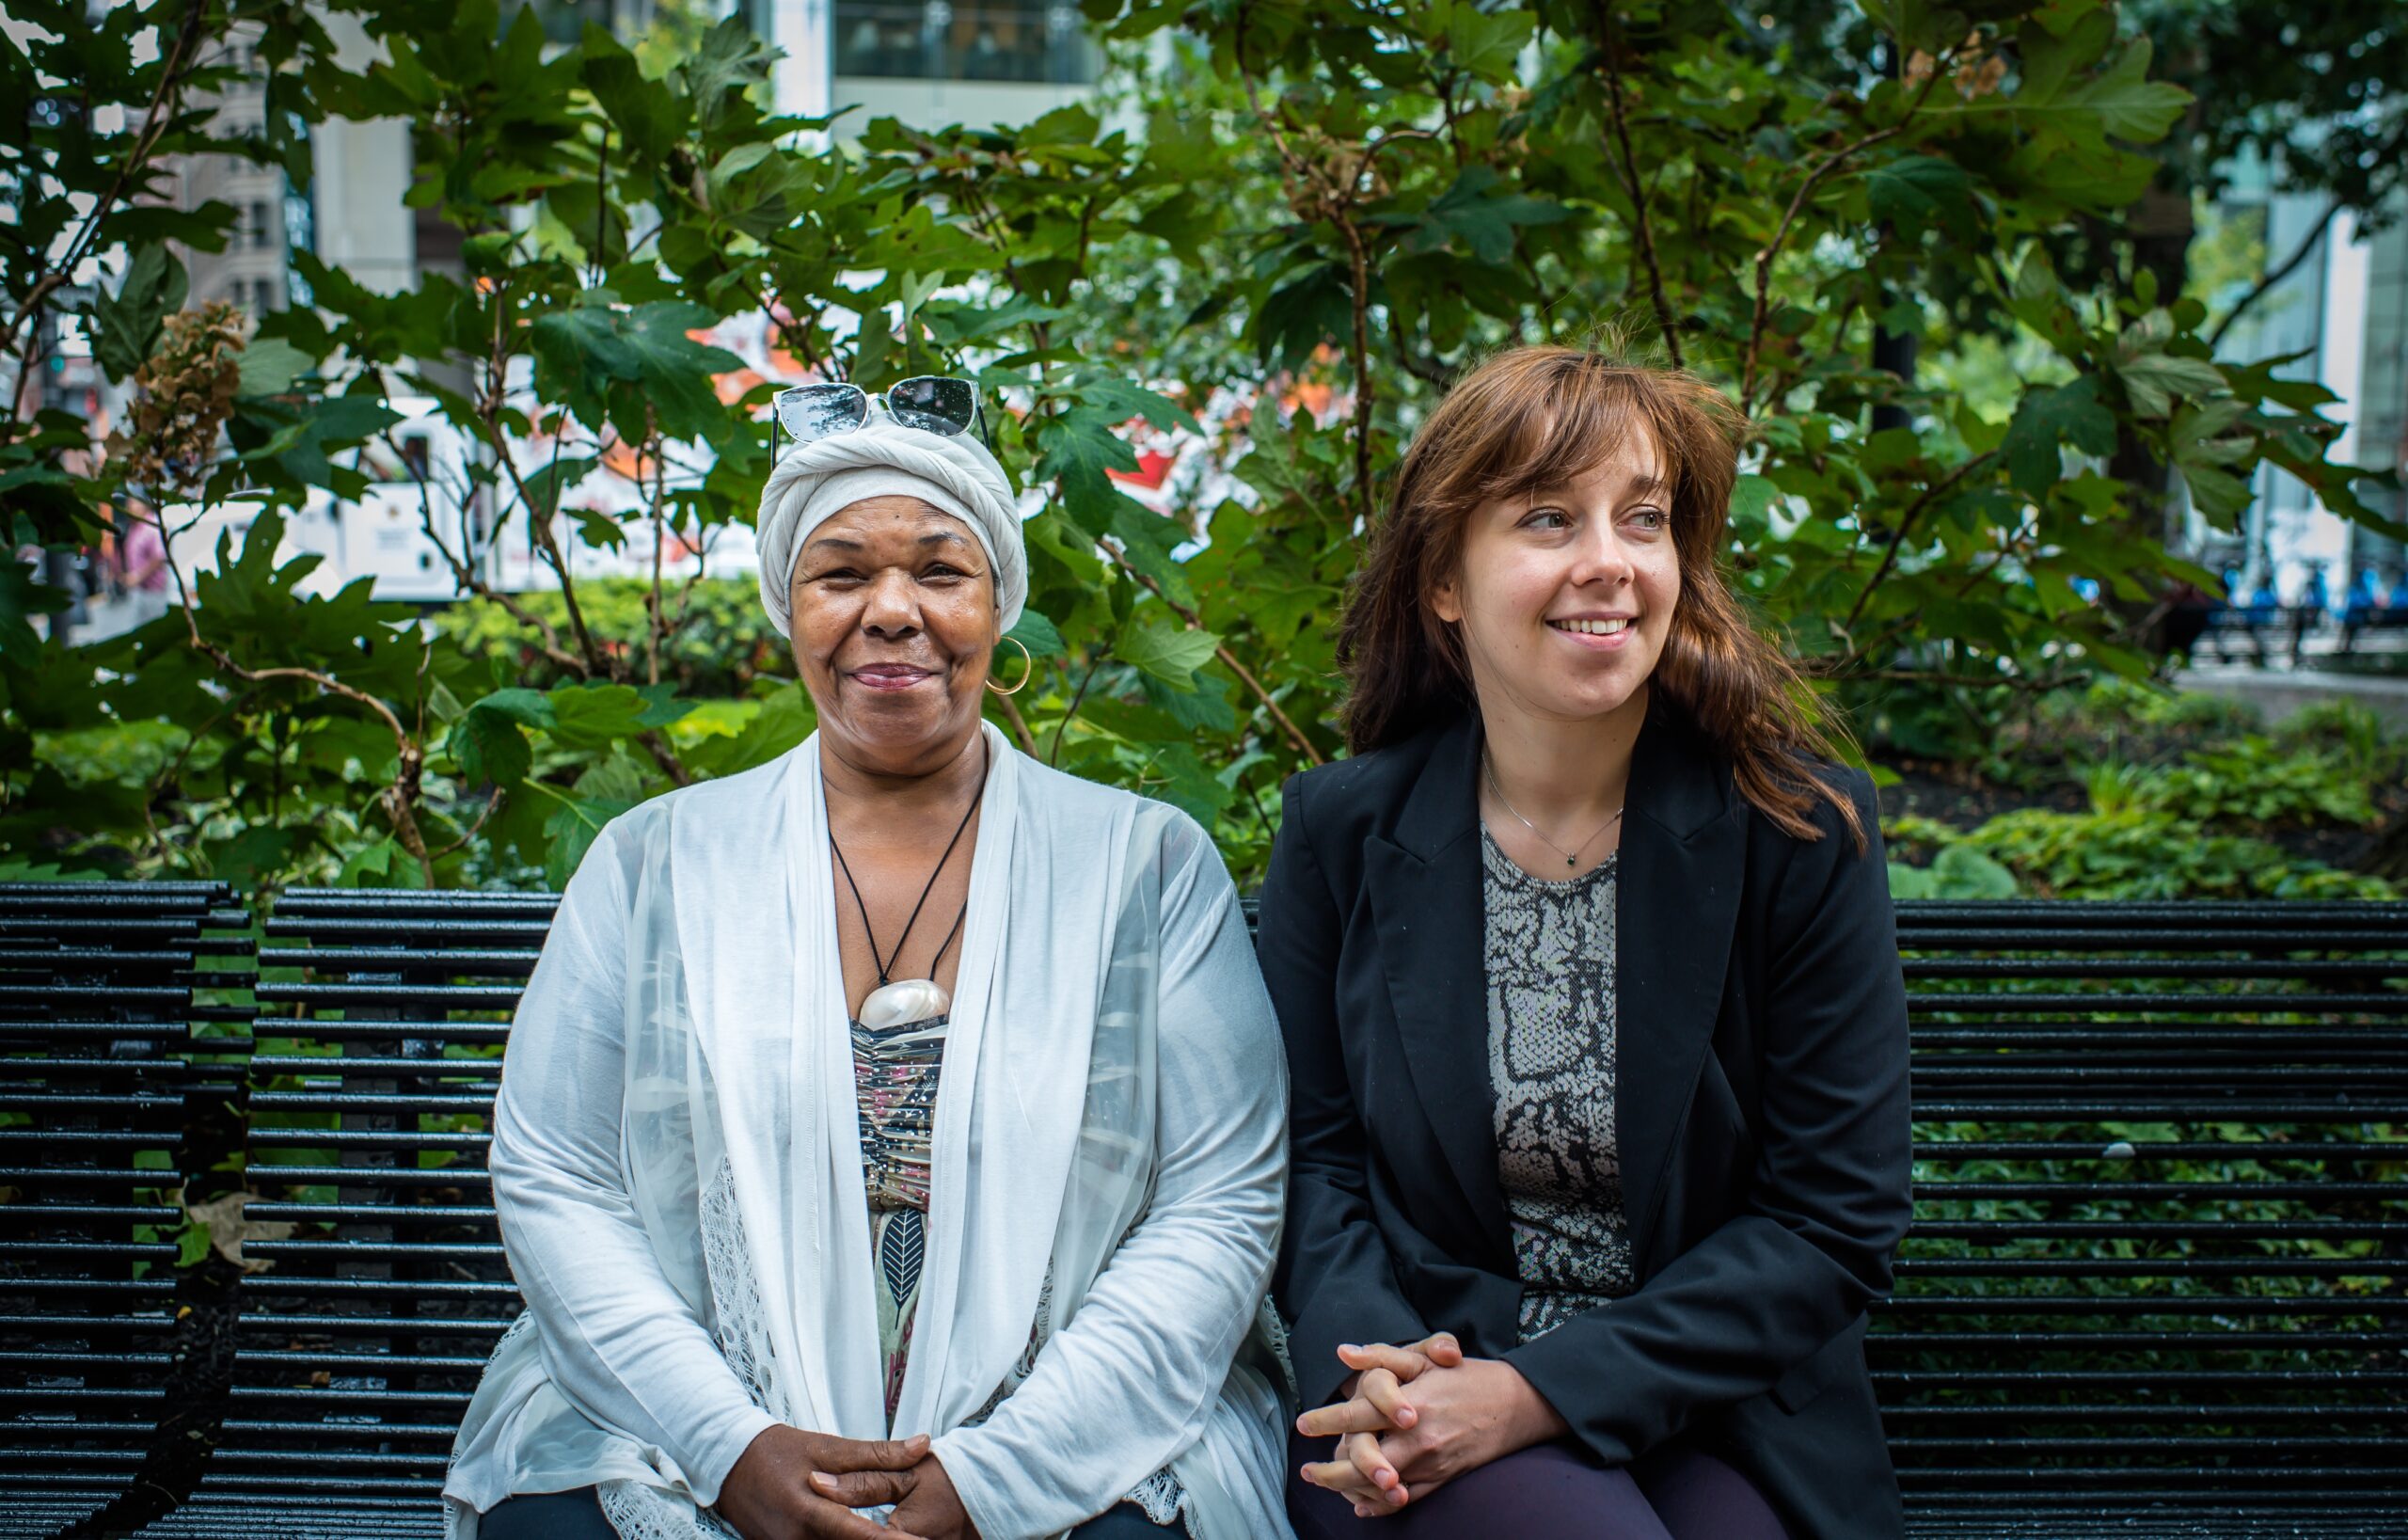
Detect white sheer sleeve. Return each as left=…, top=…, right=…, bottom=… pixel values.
left=488, top=823, right=781, bottom=1506
left=931, top=816, right=1289, bottom=1532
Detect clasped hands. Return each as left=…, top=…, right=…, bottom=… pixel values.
left=1294, top=1332, right=1568, bottom=1517
left=716, top=1423, right=979, bottom=1540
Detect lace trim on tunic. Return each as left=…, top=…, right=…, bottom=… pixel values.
left=595, top=1479, right=737, bottom=1540
left=699, top=1155, right=780, bottom=1413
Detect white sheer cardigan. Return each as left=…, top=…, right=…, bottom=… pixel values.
left=440, top=725, right=1294, bottom=1540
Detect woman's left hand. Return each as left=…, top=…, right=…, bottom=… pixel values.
left=881, top=1452, right=981, bottom=1540
left=1298, top=1357, right=1568, bottom=1511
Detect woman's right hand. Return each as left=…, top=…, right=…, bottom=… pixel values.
left=713, top=1424, right=934, bottom=1540
left=1294, top=1332, right=1464, bottom=1515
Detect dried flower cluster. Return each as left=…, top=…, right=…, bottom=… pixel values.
left=107, top=302, right=247, bottom=499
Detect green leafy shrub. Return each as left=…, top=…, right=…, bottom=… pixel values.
left=2141, top=736, right=2382, bottom=829
left=1957, top=807, right=2397, bottom=900
left=1887, top=843, right=2020, bottom=899
left=435, top=579, right=787, bottom=698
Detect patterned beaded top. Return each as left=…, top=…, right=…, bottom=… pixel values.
left=854, top=1009, right=947, bottom=1421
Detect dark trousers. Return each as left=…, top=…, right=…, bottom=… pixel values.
left=478, top=1485, right=1176, bottom=1538
left=1286, top=1427, right=1795, bottom=1540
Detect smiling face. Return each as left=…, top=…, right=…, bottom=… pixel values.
left=1427, top=426, right=1680, bottom=731
left=789, top=495, right=997, bottom=775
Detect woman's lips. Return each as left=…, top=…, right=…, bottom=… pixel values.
left=849, top=664, right=937, bottom=691
left=1546, top=619, right=1637, bottom=651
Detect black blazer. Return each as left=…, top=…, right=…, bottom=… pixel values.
left=1258, top=702, right=1913, bottom=1540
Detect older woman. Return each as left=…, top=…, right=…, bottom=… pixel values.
left=442, top=398, right=1292, bottom=1540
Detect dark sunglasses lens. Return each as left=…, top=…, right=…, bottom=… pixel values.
left=778, top=385, right=868, bottom=441
left=887, top=375, right=976, bottom=437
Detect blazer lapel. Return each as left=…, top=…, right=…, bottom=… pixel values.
left=1364, top=716, right=1513, bottom=1264
left=1614, top=697, right=1746, bottom=1263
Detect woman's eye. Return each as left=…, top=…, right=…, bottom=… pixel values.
left=811, top=568, right=862, bottom=583
left=1629, top=508, right=1667, bottom=531
left=1522, top=508, right=1570, bottom=531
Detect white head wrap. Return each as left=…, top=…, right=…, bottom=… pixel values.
left=755, top=419, right=1026, bottom=639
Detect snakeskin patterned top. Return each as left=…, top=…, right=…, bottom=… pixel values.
left=1479, top=827, right=1638, bottom=1342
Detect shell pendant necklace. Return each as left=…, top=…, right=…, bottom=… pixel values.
left=830, top=743, right=987, bottom=1030
left=1483, top=752, right=1624, bottom=869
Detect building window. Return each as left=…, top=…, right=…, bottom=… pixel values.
left=834, top=1, right=1096, bottom=85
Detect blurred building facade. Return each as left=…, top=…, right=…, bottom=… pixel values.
left=2200, top=167, right=2408, bottom=609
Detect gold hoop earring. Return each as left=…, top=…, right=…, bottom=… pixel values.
left=986, top=634, right=1034, bottom=696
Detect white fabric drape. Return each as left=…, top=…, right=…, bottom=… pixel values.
left=441, top=725, right=1293, bottom=1540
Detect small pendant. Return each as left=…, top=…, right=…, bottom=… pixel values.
left=1567, top=855, right=1576, bottom=867
left=860, top=976, right=950, bottom=1031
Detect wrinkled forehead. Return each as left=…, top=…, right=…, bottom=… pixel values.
left=801, top=495, right=982, bottom=558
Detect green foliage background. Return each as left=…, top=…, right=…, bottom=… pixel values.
left=4, top=0, right=2403, bottom=894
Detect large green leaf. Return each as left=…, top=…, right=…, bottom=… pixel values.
left=87, top=246, right=188, bottom=383
left=1117, top=616, right=1219, bottom=691
left=2004, top=378, right=2118, bottom=497
left=1441, top=3, right=1535, bottom=83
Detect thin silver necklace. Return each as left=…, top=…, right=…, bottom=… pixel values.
left=1483, top=752, right=1624, bottom=869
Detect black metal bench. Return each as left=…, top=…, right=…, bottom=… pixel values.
left=0, top=881, right=254, bottom=1540
left=4, top=885, right=2404, bottom=1537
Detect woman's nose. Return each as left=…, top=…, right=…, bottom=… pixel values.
left=1569, top=524, right=1634, bottom=587
left=859, top=570, right=922, bottom=634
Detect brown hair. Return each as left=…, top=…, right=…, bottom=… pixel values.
left=1337, top=344, right=1866, bottom=849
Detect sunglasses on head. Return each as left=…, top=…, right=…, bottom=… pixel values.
left=772, top=375, right=984, bottom=453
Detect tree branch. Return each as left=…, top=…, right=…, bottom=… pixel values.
left=1842, top=450, right=1994, bottom=632
left=1, top=0, right=211, bottom=363
left=989, top=684, right=1040, bottom=757
left=1592, top=10, right=1684, bottom=369
left=2207, top=199, right=2339, bottom=352
left=1114, top=557, right=1324, bottom=767
left=1739, top=58, right=1950, bottom=413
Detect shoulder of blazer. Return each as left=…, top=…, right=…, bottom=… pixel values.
left=1733, top=753, right=1885, bottom=894
left=1279, top=716, right=1465, bottom=855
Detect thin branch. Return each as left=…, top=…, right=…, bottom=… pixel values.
left=1739, top=59, right=1951, bottom=412
left=989, top=684, right=1040, bottom=757
left=635, top=728, right=693, bottom=788
left=1234, top=63, right=1380, bottom=524
left=1051, top=651, right=1107, bottom=767
left=382, top=426, right=583, bottom=673
left=1388, top=324, right=1454, bottom=389
left=426, top=786, right=504, bottom=864
left=473, top=275, right=609, bottom=675
left=739, top=275, right=824, bottom=374
left=1335, top=212, right=1379, bottom=522
left=2207, top=200, right=2339, bottom=352
left=1116, top=558, right=1324, bottom=767
left=645, top=410, right=666, bottom=689
left=1593, top=10, right=1684, bottom=369
left=1740, top=126, right=1905, bottom=410
left=1346, top=127, right=1437, bottom=194
left=1842, top=450, right=1994, bottom=631
left=1, top=0, right=211, bottom=362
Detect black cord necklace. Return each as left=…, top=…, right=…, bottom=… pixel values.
left=829, top=740, right=987, bottom=1028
